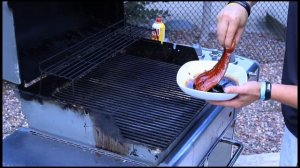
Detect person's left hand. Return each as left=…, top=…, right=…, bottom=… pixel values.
left=208, top=81, right=261, bottom=108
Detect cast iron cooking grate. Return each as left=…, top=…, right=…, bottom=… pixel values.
left=39, top=19, right=149, bottom=81
left=52, top=54, right=207, bottom=150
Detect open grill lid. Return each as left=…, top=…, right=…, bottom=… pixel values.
left=7, top=1, right=124, bottom=85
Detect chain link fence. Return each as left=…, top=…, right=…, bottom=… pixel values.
left=125, top=1, right=288, bottom=64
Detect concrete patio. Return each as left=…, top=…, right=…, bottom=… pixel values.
left=234, top=152, right=280, bottom=167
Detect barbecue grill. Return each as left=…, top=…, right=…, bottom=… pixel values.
left=3, top=2, right=260, bottom=166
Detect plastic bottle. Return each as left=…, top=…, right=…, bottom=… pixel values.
left=151, top=17, right=165, bottom=44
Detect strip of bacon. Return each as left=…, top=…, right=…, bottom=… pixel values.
left=194, top=43, right=235, bottom=91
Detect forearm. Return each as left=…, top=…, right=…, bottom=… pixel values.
left=271, top=84, right=298, bottom=109
left=247, top=1, right=257, bottom=7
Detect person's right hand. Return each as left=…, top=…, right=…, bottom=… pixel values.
left=216, top=3, right=249, bottom=49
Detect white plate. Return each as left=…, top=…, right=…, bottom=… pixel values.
left=176, top=60, right=248, bottom=101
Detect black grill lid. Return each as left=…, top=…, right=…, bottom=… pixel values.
left=8, top=1, right=124, bottom=84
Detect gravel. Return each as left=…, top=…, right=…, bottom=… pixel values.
left=235, top=61, right=285, bottom=155
left=2, top=31, right=286, bottom=155
left=2, top=81, right=28, bottom=139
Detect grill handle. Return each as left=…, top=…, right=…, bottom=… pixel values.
left=200, top=137, right=244, bottom=167
left=221, top=138, right=244, bottom=167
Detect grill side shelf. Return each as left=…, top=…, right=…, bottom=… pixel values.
left=39, top=19, right=149, bottom=81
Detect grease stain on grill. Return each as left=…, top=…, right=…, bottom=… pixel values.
left=130, top=148, right=138, bottom=157
left=91, top=111, right=129, bottom=156
left=95, top=151, right=102, bottom=158
left=61, top=102, right=86, bottom=112
left=93, top=126, right=129, bottom=155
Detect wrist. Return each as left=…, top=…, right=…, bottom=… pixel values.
left=228, top=1, right=251, bottom=17
left=260, top=81, right=266, bottom=100
left=260, top=81, right=272, bottom=101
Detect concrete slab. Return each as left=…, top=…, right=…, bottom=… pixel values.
left=234, top=152, right=280, bottom=167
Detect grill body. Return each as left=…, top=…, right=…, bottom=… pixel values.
left=4, top=45, right=238, bottom=165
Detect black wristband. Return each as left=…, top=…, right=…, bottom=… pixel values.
left=228, top=1, right=251, bottom=17
left=264, top=81, right=272, bottom=101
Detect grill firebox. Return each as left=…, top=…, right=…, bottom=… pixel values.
left=51, top=53, right=207, bottom=163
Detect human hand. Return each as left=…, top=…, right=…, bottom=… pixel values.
left=216, top=3, right=249, bottom=49
left=208, top=81, right=261, bottom=108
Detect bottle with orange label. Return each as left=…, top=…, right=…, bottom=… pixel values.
left=151, top=17, right=165, bottom=44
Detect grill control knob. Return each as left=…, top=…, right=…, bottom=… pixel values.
left=210, top=49, right=219, bottom=60
left=230, top=54, right=238, bottom=64
left=211, top=49, right=219, bottom=55
left=212, top=56, right=218, bottom=61
left=230, top=54, right=236, bottom=63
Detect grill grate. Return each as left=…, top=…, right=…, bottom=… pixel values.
left=39, top=19, right=149, bottom=81
left=53, top=54, right=207, bottom=149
